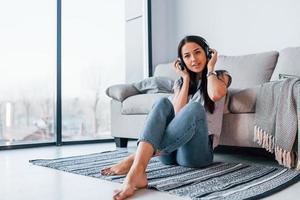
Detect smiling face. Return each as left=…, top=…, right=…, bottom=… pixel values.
left=181, top=42, right=207, bottom=73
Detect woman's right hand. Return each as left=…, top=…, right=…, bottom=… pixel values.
left=173, top=59, right=190, bottom=81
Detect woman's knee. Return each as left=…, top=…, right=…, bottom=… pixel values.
left=184, top=102, right=206, bottom=120
left=153, top=97, right=173, bottom=110
left=157, top=97, right=172, bottom=106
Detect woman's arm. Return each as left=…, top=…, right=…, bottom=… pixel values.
left=207, top=73, right=230, bottom=102
left=206, top=49, right=231, bottom=102
left=172, top=76, right=190, bottom=113
left=172, top=60, right=190, bottom=114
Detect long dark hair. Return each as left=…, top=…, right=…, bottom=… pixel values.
left=177, top=35, right=215, bottom=113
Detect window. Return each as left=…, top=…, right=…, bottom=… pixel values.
left=61, top=0, right=125, bottom=141
left=0, top=0, right=56, bottom=146
left=0, top=0, right=142, bottom=149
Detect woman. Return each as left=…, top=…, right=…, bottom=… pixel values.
left=101, top=35, right=232, bottom=200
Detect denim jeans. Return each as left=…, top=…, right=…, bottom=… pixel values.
left=138, top=97, right=213, bottom=168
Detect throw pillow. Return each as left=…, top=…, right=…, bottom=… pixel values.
left=132, top=77, right=174, bottom=94
left=215, top=51, right=279, bottom=89
left=106, top=84, right=139, bottom=102
left=270, top=46, right=300, bottom=81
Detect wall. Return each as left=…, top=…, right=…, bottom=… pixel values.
left=151, top=0, right=176, bottom=68
left=151, top=0, right=300, bottom=70
left=125, top=0, right=144, bottom=83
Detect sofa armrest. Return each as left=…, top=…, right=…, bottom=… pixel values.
left=106, top=84, right=139, bottom=102
left=227, top=87, right=259, bottom=113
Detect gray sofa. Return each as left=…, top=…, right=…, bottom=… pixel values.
left=106, top=47, right=300, bottom=148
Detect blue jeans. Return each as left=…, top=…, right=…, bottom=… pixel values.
left=138, top=97, right=213, bottom=168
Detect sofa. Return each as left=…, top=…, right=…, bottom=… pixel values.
left=106, top=47, right=300, bottom=148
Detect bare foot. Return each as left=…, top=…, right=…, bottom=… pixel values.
left=101, top=154, right=135, bottom=176
left=113, top=165, right=148, bottom=200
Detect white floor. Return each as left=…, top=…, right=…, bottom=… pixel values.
left=0, top=141, right=299, bottom=200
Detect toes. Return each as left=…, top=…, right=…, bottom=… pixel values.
left=113, top=187, right=136, bottom=200
left=101, top=167, right=117, bottom=176
left=113, top=190, right=128, bottom=200
left=113, top=189, right=122, bottom=199
left=114, top=191, right=130, bottom=200
left=100, top=169, right=106, bottom=175
left=107, top=172, right=115, bottom=176
left=100, top=167, right=111, bottom=176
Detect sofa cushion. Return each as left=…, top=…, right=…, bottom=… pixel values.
left=154, top=62, right=179, bottom=81
left=228, top=87, right=258, bottom=113
left=215, top=51, right=279, bottom=89
left=106, top=84, right=139, bottom=102
left=270, top=47, right=300, bottom=81
left=122, top=93, right=171, bottom=114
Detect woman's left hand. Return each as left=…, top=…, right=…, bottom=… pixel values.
left=207, top=48, right=218, bottom=71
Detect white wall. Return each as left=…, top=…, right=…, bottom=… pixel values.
left=151, top=0, right=176, bottom=68
left=125, top=0, right=152, bottom=82
left=151, top=0, right=300, bottom=68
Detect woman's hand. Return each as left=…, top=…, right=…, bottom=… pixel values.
left=173, top=59, right=190, bottom=81
left=207, top=48, right=218, bottom=72
left=172, top=59, right=190, bottom=114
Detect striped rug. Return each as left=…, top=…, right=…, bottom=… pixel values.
left=30, top=150, right=300, bottom=200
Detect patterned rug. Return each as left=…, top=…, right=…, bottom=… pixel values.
left=29, top=150, right=300, bottom=200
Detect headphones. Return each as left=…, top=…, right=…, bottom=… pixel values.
left=206, top=47, right=212, bottom=60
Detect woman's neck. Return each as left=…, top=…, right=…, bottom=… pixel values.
left=196, top=72, right=202, bottom=80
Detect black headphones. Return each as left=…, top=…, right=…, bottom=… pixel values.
left=206, top=47, right=212, bottom=60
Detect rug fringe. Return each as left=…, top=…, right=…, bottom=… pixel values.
left=254, top=125, right=297, bottom=169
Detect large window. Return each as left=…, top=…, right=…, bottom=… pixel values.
left=61, top=0, right=125, bottom=141
left=0, top=0, right=127, bottom=148
left=0, top=0, right=56, bottom=146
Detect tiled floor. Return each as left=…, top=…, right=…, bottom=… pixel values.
left=0, top=141, right=299, bottom=200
